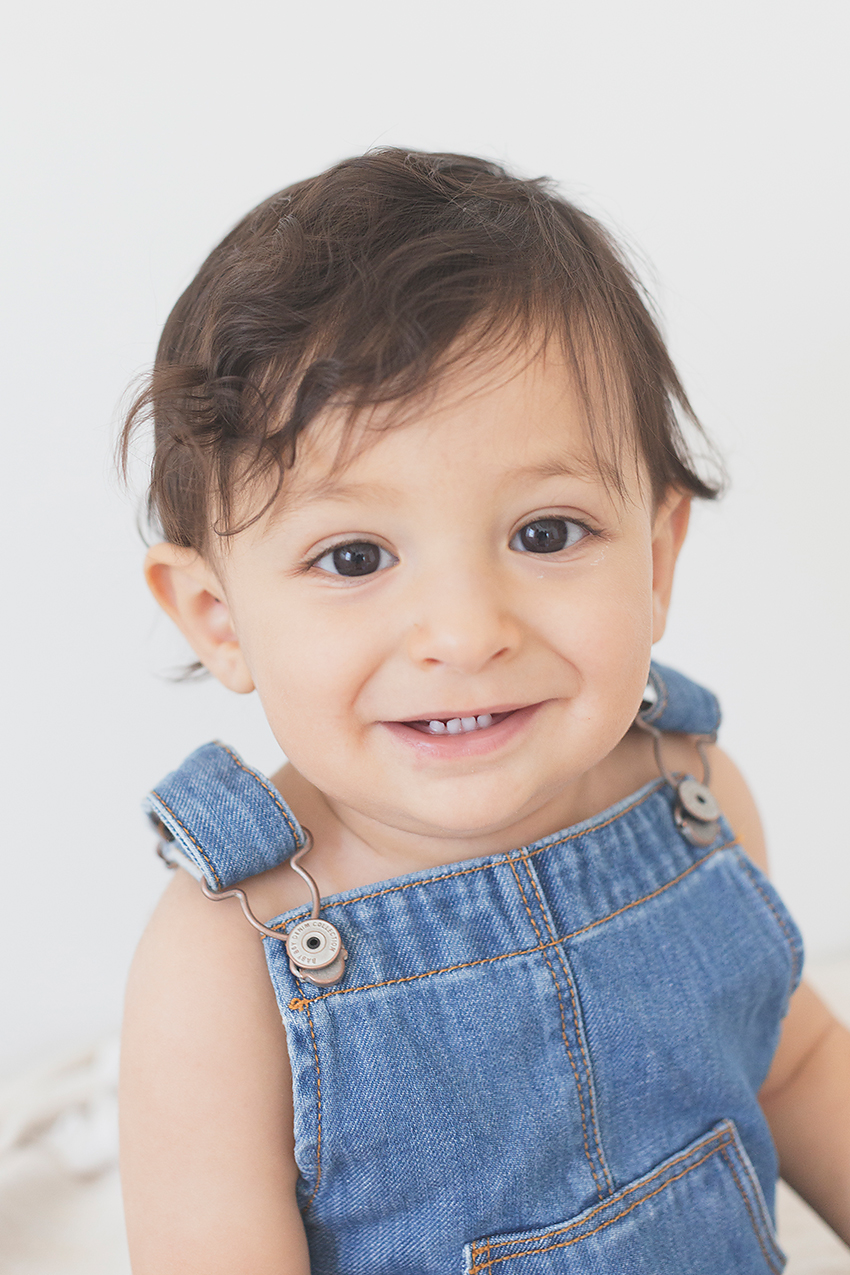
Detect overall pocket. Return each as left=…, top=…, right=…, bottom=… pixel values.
left=464, top=1120, right=785, bottom=1275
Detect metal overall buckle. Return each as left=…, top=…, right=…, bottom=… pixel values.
left=635, top=687, right=722, bottom=847
left=156, top=827, right=348, bottom=986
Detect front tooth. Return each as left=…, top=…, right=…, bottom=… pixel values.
left=446, top=718, right=463, bottom=734
left=476, top=714, right=493, bottom=729
left=461, top=717, right=477, bottom=732
left=428, top=720, right=447, bottom=734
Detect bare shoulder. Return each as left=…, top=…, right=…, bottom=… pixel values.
left=654, top=734, right=769, bottom=873
left=120, top=869, right=311, bottom=1274
left=701, top=742, right=769, bottom=872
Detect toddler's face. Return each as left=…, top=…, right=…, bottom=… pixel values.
left=154, top=340, right=687, bottom=848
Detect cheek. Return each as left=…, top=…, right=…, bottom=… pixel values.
left=540, top=552, right=654, bottom=709
left=239, top=595, right=385, bottom=735
left=548, top=549, right=652, bottom=649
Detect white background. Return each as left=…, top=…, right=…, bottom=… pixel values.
left=2, top=0, right=848, bottom=1077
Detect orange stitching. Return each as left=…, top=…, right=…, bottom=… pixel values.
left=720, top=1147, right=782, bottom=1275
left=150, top=792, right=224, bottom=889
left=505, top=857, right=604, bottom=1201
left=736, top=857, right=802, bottom=987
left=723, top=1132, right=786, bottom=1265
left=303, top=843, right=734, bottom=1002
left=467, top=1140, right=729, bottom=1272
left=482, top=1123, right=733, bottom=1253
left=309, top=941, right=551, bottom=999
left=301, top=1001, right=323, bottom=1210
left=214, top=742, right=302, bottom=843
left=289, top=997, right=308, bottom=1012
left=559, top=843, right=732, bottom=943
left=266, top=861, right=496, bottom=931
left=268, top=783, right=665, bottom=925
left=520, top=853, right=613, bottom=1194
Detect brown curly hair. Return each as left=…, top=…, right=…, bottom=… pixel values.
left=120, top=148, right=721, bottom=554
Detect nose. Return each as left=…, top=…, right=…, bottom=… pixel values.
left=404, top=566, right=521, bottom=675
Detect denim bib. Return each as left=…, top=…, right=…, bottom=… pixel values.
left=146, top=662, right=802, bottom=1274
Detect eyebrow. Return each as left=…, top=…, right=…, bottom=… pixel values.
left=264, top=453, right=603, bottom=531
left=263, top=476, right=405, bottom=531
left=509, top=455, right=605, bottom=485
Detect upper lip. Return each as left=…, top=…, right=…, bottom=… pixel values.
left=386, top=701, right=536, bottom=723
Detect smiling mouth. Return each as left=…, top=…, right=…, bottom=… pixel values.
left=402, top=709, right=517, bottom=736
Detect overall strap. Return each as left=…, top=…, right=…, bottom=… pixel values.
left=642, top=661, right=721, bottom=737
left=143, top=665, right=720, bottom=889
left=144, top=741, right=306, bottom=890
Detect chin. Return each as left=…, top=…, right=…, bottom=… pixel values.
left=404, top=793, right=541, bottom=843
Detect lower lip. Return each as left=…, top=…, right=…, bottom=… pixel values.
left=381, top=702, right=545, bottom=759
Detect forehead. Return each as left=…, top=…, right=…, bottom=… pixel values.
left=268, top=337, right=642, bottom=516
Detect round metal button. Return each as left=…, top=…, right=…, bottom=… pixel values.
left=292, top=950, right=348, bottom=986
left=675, top=807, right=721, bottom=847
left=677, top=777, right=721, bottom=823
left=287, top=918, right=343, bottom=970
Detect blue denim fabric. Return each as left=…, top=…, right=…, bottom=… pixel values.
left=145, top=663, right=801, bottom=1274
left=640, top=661, right=721, bottom=735
left=146, top=740, right=306, bottom=888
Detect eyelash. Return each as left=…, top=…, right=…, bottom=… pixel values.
left=303, top=541, right=398, bottom=578
left=303, top=516, right=598, bottom=578
left=508, top=516, right=596, bottom=554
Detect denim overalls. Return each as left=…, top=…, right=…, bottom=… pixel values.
left=146, top=663, right=802, bottom=1274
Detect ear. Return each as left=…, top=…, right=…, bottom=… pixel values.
left=650, top=490, right=691, bottom=643
left=144, top=544, right=255, bottom=694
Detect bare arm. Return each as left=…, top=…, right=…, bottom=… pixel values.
left=119, top=868, right=311, bottom=1274
left=708, top=745, right=850, bottom=1245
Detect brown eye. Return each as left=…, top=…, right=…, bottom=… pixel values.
left=314, top=541, right=396, bottom=577
left=333, top=543, right=380, bottom=575
left=511, top=518, right=587, bottom=554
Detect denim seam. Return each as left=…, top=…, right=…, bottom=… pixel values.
left=720, top=1147, right=783, bottom=1275
left=468, top=1135, right=732, bottom=1271
left=726, top=1122, right=785, bottom=1267
left=305, top=941, right=550, bottom=1001
left=267, top=783, right=666, bottom=929
left=149, top=792, right=224, bottom=889
left=520, top=852, right=613, bottom=1194
left=300, top=999, right=323, bottom=1212
left=213, top=742, right=302, bottom=844
left=642, top=668, right=720, bottom=735
left=558, top=841, right=732, bottom=942
left=270, top=928, right=324, bottom=1211
left=505, top=856, right=605, bottom=1201
left=735, top=854, right=803, bottom=988
left=472, top=1122, right=732, bottom=1259
left=303, top=843, right=734, bottom=1002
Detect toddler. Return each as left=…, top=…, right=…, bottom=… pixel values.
left=119, top=150, right=850, bottom=1274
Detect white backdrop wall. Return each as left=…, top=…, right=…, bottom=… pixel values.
left=2, top=0, right=848, bottom=1076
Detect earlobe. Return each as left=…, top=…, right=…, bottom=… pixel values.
left=144, top=544, right=255, bottom=694
left=650, top=491, right=691, bottom=643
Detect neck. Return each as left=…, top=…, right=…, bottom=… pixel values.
left=271, top=726, right=659, bottom=897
